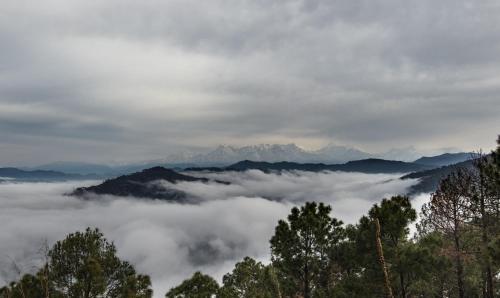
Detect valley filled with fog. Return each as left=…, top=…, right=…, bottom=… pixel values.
left=0, top=171, right=428, bottom=297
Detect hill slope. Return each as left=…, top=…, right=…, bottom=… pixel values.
left=401, top=159, right=475, bottom=194
left=72, top=167, right=225, bottom=201
left=413, top=152, right=473, bottom=167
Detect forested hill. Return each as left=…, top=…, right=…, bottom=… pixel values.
left=402, top=159, right=475, bottom=194
left=71, top=166, right=228, bottom=201
left=70, top=159, right=435, bottom=201
left=186, top=158, right=433, bottom=174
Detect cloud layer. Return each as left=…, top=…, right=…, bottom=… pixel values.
left=1, top=0, right=499, bottom=165
left=0, top=171, right=418, bottom=297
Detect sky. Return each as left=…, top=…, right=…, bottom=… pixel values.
left=0, top=171, right=423, bottom=297
left=1, top=0, right=499, bottom=165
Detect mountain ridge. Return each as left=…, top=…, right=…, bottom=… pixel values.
left=187, top=158, right=434, bottom=174
left=71, top=166, right=228, bottom=201
left=68, top=154, right=477, bottom=202
left=161, top=143, right=453, bottom=165
left=0, top=167, right=97, bottom=181
left=30, top=145, right=466, bottom=175
left=402, top=159, right=476, bottom=194
left=413, top=152, right=474, bottom=167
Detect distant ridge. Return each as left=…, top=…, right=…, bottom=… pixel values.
left=413, top=152, right=474, bottom=167
left=68, top=153, right=476, bottom=201
left=186, top=158, right=433, bottom=174
left=0, top=167, right=96, bottom=181
left=32, top=161, right=115, bottom=175
left=29, top=145, right=463, bottom=175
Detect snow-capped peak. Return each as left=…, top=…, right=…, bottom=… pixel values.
left=161, top=143, right=432, bottom=166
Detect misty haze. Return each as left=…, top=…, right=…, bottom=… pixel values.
left=1, top=1, right=499, bottom=298
left=0, top=172, right=422, bottom=296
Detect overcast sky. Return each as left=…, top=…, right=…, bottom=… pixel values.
left=1, top=0, right=499, bottom=165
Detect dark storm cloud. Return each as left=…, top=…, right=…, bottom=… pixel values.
left=1, top=0, right=499, bottom=164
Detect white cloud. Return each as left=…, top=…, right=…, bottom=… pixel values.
left=0, top=171, right=419, bottom=297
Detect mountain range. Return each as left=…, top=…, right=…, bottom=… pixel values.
left=70, top=155, right=475, bottom=201
left=186, top=159, right=433, bottom=174
left=162, top=144, right=425, bottom=165
left=74, top=159, right=426, bottom=201
left=30, top=144, right=469, bottom=175
left=0, top=152, right=475, bottom=202
left=0, top=167, right=97, bottom=181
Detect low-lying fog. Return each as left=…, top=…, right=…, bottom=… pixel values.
left=0, top=170, right=428, bottom=297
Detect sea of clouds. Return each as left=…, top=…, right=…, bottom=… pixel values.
left=0, top=170, right=427, bottom=297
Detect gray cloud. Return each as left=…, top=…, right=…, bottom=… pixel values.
left=0, top=171, right=418, bottom=297
left=1, top=0, right=499, bottom=165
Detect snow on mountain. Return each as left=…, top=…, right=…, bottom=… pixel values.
left=162, top=143, right=376, bottom=165
left=376, top=146, right=422, bottom=162
left=312, top=144, right=372, bottom=163
left=162, top=151, right=201, bottom=164
left=30, top=145, right=466, bottom=176
left=189, top=144, right=311, bottom=164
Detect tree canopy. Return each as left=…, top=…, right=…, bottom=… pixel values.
left=1, top=228, right=152, bottom=298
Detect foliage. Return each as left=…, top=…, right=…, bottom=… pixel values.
left=1, top=228, right=152, bottom=298
left=165, top=272, right=219, bottom=298
left=334, top=196, right=418, bottom=297
left=218, top=257, right=281, bottom=298
left=47, top=228, right=152, bottom=298
left=0, top=273, right=51, bottom=298
left=269, top=202, right=345, bottom=298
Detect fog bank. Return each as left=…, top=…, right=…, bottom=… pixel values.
left=0, top=171, right=418, bottom=297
